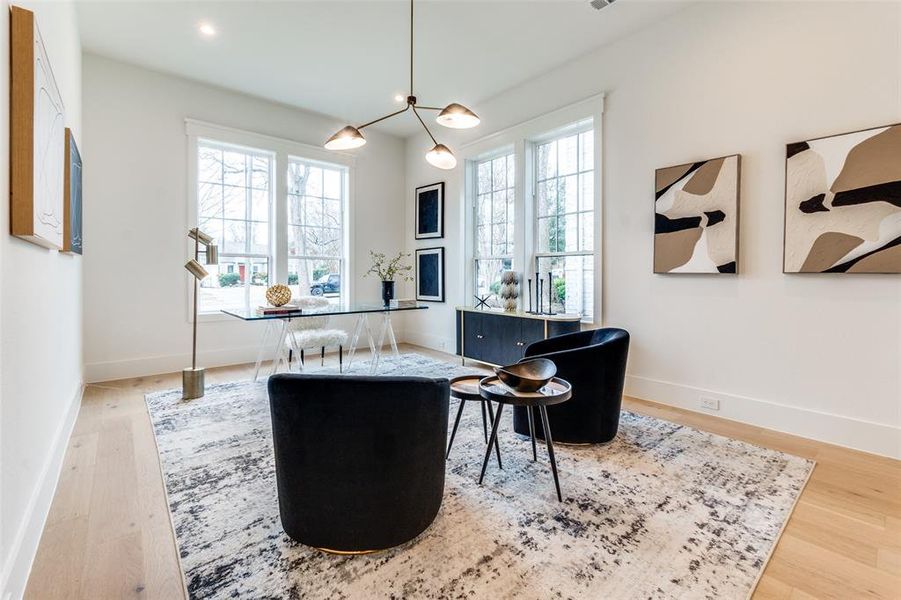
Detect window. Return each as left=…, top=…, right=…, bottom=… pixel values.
left=533, top=128, right=594, bottom=320
left=189, top=120, right=353, bottom=316
left=287, top=159, right=348, bottom=305
left=197, top=140, right=274, bottom=313
left=463, top=98, right=601, bottom=323
left=473, top=152, right=515, bottom=307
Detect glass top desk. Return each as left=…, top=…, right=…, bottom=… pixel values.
left=222, top=303, right=428, bottom=380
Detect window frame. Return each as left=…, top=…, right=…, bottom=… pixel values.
left=471, top=147, right=516, bottom=307
left=186, top=119, right=355, bottom=322
left=196, top=139, right=276, bottom=315
left=530, top=122, right=596, bottom=321
left=286, top=155, right=350, bottom=306
left=461, top=95, right=603, bottom=324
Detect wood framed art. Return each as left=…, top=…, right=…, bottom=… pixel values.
left=783, top=123, right=901, bottom=273
left=415, top=247, right=445, bottom=302
left=415, top=182, right=444, bottom=239
left=63, top=128, right=83, bottom=254
left=654, top=154, right=741, bottom=273
left=10, top=5, right=67, bottom=249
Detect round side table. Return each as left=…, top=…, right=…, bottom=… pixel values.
left=478, top=376, right=572, bottom=502
left=447, top=375, right=501, bottom=468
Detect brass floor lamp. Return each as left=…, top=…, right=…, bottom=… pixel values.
left=184, top=228, right=218, bottom=399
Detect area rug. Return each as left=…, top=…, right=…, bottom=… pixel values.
left=145, top=353, right=814, bottom=600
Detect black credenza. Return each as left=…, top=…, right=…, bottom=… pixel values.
left=455, top=307, right=581, bottom=366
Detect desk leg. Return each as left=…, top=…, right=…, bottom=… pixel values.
left=253, top=320, right=275, bottom=383
left=370, top=314, right=390, bottom=375
left=386, top=313, right=400, bottom=359
left=269, top=319, right=289, bottom=377
left=344, top=314, right=367, bottom=374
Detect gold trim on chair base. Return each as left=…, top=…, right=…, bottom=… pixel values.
left=314, top=546, right=384, bottom=555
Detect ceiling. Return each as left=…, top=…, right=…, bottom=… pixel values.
left=77, top=0, right=690, bottom=136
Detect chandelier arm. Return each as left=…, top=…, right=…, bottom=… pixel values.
left=414, top=105, right=443, bottom=111
left=357, top=105, right=410, bottom=130
left=411, top=106, right=438, bottom=145
left=409, top=0, right=414, bottom=95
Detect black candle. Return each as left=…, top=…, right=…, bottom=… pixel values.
left=547, top=272, right=553, bottom=314
left=538, top=279, right=543, bottom=314
left=527, top=278, right=533, bottom=312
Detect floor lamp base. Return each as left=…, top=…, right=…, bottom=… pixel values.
left=183, top=367, right=205, bottom=399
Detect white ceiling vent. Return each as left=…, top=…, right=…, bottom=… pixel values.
left=589, top=0, right=617, bottom=10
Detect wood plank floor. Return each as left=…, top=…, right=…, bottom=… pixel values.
left=25, top=344, right=901, bottom=599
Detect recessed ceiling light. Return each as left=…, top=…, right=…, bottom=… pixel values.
left=198, top=22, right=216, bottom=37
left=394, top=94, right=405, bottom=102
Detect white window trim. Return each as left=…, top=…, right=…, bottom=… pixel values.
left=185, top=119, right=356, bottom=322
left=461, top=94, right=604, bottom=324
left=471, top=146, right=515, bottom=305
left=286, top=154, right=350, bottom=306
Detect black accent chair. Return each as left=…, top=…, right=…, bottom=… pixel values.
left=268, top=374, right=450, bottom=553
left=512, top=328, right=630, bottom=444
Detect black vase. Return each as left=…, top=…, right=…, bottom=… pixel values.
left=381, top=280, right=395, bottom=306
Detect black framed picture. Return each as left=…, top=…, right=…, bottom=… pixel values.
left=415, top=182, right=444, bottom=239
left=415, top=247, right=445, bottom=302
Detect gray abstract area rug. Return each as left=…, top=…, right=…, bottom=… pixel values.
left=145, top=353, right=814, bottom=600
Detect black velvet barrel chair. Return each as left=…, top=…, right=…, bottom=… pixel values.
left=268, top=374, right=450, bottom=553
left=512, top=328, right=630, bottom=444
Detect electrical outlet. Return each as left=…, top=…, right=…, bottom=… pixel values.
left=700, top=396, right=720, bottom=411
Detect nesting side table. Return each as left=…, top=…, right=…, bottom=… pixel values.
left=478, top=376, right=572, bottom=502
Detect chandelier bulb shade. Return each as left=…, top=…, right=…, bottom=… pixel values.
left=435, top=103, right=480, bottom=129
left=426, top=143, right=457, bottom=170
left=324, top=126, right=367, bottom=150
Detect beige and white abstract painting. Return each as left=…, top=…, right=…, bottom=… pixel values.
left=654, top=155, right=740, bottom=274
left=784, top=124, right=901, bottom=273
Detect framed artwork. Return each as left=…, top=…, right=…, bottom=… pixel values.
left=784, top=123, right=901, bottom=273
left=63, top=128, right=83, bottom=254
left=415, top=247, right=445, bottom=302
left=10, top=6, right=66, bottom=249
left=654, top=154, right=741, bottom=273
left=415, top=182, right=444, bottom=239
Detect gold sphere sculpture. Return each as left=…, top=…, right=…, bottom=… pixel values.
left=265, top=284, right=292, bottom=307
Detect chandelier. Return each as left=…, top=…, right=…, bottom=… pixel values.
left=323, top=0, right=480, bottom=169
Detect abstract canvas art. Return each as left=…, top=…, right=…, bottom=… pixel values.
left=63, top=128, right=83, bottom=254
left=415, top=247, right=445, bottom=302
left=784, top=124, right=901, bottom=273
left=10, top=6, right=66, bottom=249
left=415, top=182, right=444, bottom=239
left=654, top=155, right=741, bottom=273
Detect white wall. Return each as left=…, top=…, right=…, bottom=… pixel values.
left=82, top=55, right=408, bottom=382
left=404, top=0, right=901, bottom=458
left=0, top=1, right=83, bottom=598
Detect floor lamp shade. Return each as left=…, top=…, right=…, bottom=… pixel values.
left=185, top=259, right=209, bottom=281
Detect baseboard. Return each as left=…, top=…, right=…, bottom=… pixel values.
left=85, top=341, right=405, bottom=384
left=85, top=346, right=265, bottom=383
left=625, top=374, right=900, bottom=460
left=402, top=330, right=455, bottom=355
left=1, top=384, right=84, bottom=600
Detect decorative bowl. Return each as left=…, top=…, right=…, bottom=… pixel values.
left=494, top=358, right=557, bottom=393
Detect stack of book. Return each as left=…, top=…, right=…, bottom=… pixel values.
left=256, top=304, right=301, bottom=315
left=389, top=298, right=417, bottom=308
